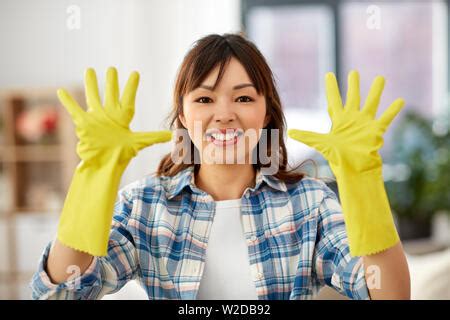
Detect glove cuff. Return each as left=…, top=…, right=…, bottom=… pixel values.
left=334, top=168, right=400, bottom=257
left=57, top=161, right=128, bottom=256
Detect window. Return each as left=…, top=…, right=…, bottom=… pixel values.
left=242, top=0, right=448, bottom=163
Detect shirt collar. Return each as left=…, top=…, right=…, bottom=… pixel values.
left=165, top=165, right=287, bottom=200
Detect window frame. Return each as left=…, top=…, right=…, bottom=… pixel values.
left=241, top=0, right=450, bottom=100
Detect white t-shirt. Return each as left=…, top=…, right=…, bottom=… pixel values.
left=196, top=199, right=259, bottom=300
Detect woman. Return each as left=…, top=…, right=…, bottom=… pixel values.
left=30, top=33, right=410, bottom=300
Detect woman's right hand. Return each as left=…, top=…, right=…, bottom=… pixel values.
left=57, top=67, right=172, bottom=168
left=52, top=67, right=172, bottom=258
left=46, top=68, right=172, bottom=282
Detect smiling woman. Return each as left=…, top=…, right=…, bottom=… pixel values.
left=157, top=33, right=308, bottom=188
left=30, top=32, right=409, bottom=301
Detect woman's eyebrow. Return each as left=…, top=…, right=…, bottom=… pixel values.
left=198, top=83, right=255, bottom=91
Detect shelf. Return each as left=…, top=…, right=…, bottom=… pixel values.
left=0, top=145, right=67, bottom=162
left=12, top=207, right=61, bottom=214
left=0, top=86, right=81, bottom=299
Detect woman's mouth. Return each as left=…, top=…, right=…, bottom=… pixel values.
left=206, top=130, right=243, bottom=146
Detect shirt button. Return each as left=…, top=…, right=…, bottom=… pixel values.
left=250, top=235, right=257, bottom=242
left=255, top=272, right=264, bottom=280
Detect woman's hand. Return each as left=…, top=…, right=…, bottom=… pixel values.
left=57, top=67, right=172, bottom=168
left=56, top=67, right=172, bottom=257
left=288, top=71, right=404, bottom=178
left=288, top=71, right=406, bottom=257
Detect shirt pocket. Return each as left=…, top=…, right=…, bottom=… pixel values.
left=264, top=215, right=318, bottom=282
left=265, top=219, right=300, bottom=251
left=265, top=214, right=316, bottom=251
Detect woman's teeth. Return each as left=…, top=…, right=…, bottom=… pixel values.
left=211, top=132, right=239, bottom=141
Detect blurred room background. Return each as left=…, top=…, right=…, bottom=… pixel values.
left=0, top=0, right=448, bottom=300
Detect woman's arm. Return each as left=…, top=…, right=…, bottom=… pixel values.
left=289, top=70, right=411, bottom=299
left=30, top=187, right=141, bottom=300
left=363, top=242, right=411, bottom=299
left=46, top=239, right=93, bottom=284
left=30, top=67, right=171, bottom=299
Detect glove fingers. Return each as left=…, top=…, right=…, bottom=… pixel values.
left=287, top=129, right=328, bottom=151
left=362, top=75, right=385, bottom=118
left=105, top=67, right=120, bottom=109
left=325, top=72, right=344, bottom=119
left=57, top=89, right=85, bottom=125
left=132, top=130, right=173, bottom=151
left=345, top=70, right=361, bottom=112
left=377, top=98, right=405, bottom=132
left=121, top=71, right=139, bottom=110
left=84, top=68, right=102, bottom=113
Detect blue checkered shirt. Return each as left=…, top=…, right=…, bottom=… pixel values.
left=30, top=165, right=370, bottom=300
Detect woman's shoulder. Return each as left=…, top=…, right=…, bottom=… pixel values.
left=283, top=175, right=339, bottom=205
left=118, top=167, right=192, bottom=202
left=117, top=172, right=169, bottom=202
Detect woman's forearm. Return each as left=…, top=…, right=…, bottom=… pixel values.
left=46, top=239, right=94, bottom=284
left=362, top=241, right=411, bottom=299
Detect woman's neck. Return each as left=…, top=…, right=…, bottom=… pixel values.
left=195, top=164, right=256, bottom=201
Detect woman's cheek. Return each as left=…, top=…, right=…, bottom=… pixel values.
left=244, top=108, right=266, bottom=131
left=188, top=115, right=208, bottom=147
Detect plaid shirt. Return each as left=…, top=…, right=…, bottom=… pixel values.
left=30, top=165, right=370, bottom=300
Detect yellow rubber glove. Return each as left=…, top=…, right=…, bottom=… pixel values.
left=56, top=67, right=172, bottom=256
left=288, top=70, right=405, bottom=257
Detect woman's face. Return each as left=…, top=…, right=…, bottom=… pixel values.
left=179, top=57, right=270, bottom=165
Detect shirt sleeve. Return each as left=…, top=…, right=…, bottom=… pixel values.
left=311, top=181, right=371, bottom=300
left=29, top=187, right=141, bottom=300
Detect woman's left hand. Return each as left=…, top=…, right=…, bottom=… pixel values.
left=288, top=70, right=405, bottom=178
left=288, top=70, right=406, bottom=257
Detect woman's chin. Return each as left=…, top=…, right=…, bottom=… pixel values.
left=200, top=152, right=252, bottom=165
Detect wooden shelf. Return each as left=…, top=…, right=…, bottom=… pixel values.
left=0, top=145, right=67, bottom=162
left=0, top=87, right=82, bottom=299
left=12, top=207, right=62, bottom=214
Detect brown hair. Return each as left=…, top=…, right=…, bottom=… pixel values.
left=156, top=32, right=314, bottom=184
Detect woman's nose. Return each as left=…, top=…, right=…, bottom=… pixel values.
left=214, top=102, right=236, bottom=123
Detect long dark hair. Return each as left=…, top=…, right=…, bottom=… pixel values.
left=156, top=32, right=313, bottom=183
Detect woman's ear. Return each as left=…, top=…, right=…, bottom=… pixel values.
left=179, top=113, right=187, bottom=128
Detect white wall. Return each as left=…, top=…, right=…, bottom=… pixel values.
left=0, top=0, right=241, bottom=185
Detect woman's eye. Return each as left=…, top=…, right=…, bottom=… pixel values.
left=236, top=96, right=253, bottom=103
left=195, top=96, right=253, bottom=103
left=195, top=97, right=212, bottom=103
